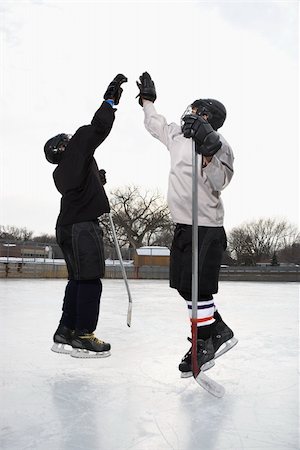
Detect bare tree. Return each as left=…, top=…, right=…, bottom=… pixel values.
left=228, top=218, right=299, bottom=265
left=99, top=185, right=173, bottom=250
left=149, top=223, right=175, bottom=249
left=277, top=243, right=300, bottom=265
left=0, top=225, right=33, bottom=241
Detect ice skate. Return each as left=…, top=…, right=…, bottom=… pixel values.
left=179, top=337, right=215, bottom=378
left=51, top=324, right=74, bottom=355
left=70, top=331, right=111, bottom=358
left=212, top=320, right=238, bottom=359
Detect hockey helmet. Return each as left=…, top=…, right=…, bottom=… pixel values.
left=191, top=99, right=226, bottom=130
left=44, top=133, right=72, bottom=164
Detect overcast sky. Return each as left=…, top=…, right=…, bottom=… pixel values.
left=0, top=0, right=298, bottom=236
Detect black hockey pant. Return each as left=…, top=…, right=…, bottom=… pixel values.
left=59, top=279, right=102, bottom=333
left=56, top=220, right=106, bottom=333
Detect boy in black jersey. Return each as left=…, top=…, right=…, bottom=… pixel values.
left=45, top=74, right=127, bottom=358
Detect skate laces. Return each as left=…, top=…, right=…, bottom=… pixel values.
left=182, top=338, right=192, bottom=362
left=182, top=337, right=208, bottom=360
left=80, top=333, right=105, bottom=344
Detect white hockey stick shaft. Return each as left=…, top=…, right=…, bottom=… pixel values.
left=191, top=141, right=199, bottom=375
left=108, top=213, right=133, bottom=327
left=191, top=140, right=199, bottom=323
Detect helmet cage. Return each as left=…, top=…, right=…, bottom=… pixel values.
left=180, top=103, right=213, bottom=129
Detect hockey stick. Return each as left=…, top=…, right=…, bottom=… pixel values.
left=191, top=141, right=225, bottom=398
left=108, top=213, right=133, bottom=327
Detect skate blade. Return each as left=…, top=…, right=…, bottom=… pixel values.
left=51, top=343, right=72, bottom=355
left=181, top=371, right=193, bottom=378
left=180, top=359, right=215, bottom=378
left=215, top=337, right=238, bottom=359
left=70, top=348, right=111, bottom=359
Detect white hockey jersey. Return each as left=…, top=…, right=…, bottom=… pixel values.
left=143, top=100, right=234, bottom=227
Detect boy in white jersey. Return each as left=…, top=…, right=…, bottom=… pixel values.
left=136, top=72, right=238, bottom=377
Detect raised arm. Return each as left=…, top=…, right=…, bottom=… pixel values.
left=136, top=72, right=174, bottom=147
left=74, top=74, right=128, bottom=154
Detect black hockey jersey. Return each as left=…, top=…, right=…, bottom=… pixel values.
left=53, top=101, right=115, bottom=226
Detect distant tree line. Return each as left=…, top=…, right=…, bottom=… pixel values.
left=0, top=225, right=57, bottom=244
left=1, top=186, right=299, bottom=265
left=228, top=218, right=299, bottom=266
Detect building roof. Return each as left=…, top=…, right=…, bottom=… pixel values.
left=136, top=246, right=170, bottom=256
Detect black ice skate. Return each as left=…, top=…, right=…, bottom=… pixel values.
left=51, top=324, right=74, bottom=355
left=71, top=331, right=111, bottom=359
left=212, top=320, right=238, bottom=359
left=179, top=337, right=215, bottom=378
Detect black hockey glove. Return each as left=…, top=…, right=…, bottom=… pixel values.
left=104, top=74, right=128, bottom=105
left=181, top=114, right=199, bottom=139
left=99, top=169, right=107, bottom=185
left=136, top=72, right=157, bottom=106
left=182, top=114, right=222, bottom=157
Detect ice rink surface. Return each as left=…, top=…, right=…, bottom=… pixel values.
left=0, top=279, right=299, bottom=450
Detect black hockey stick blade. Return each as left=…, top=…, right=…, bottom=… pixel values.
left=195, top=371, right=225, bottom=398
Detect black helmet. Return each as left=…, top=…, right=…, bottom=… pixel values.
left=44, top=133, right=71, bottom=164
left=191, top=98, right=226, bottom=130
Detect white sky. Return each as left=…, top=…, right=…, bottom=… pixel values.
left=0, top=0, right=298, bottom=235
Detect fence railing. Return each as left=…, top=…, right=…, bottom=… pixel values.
left=0, top=240, right=136, bottom=263
left=0, top=259, right=299, bottom=281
